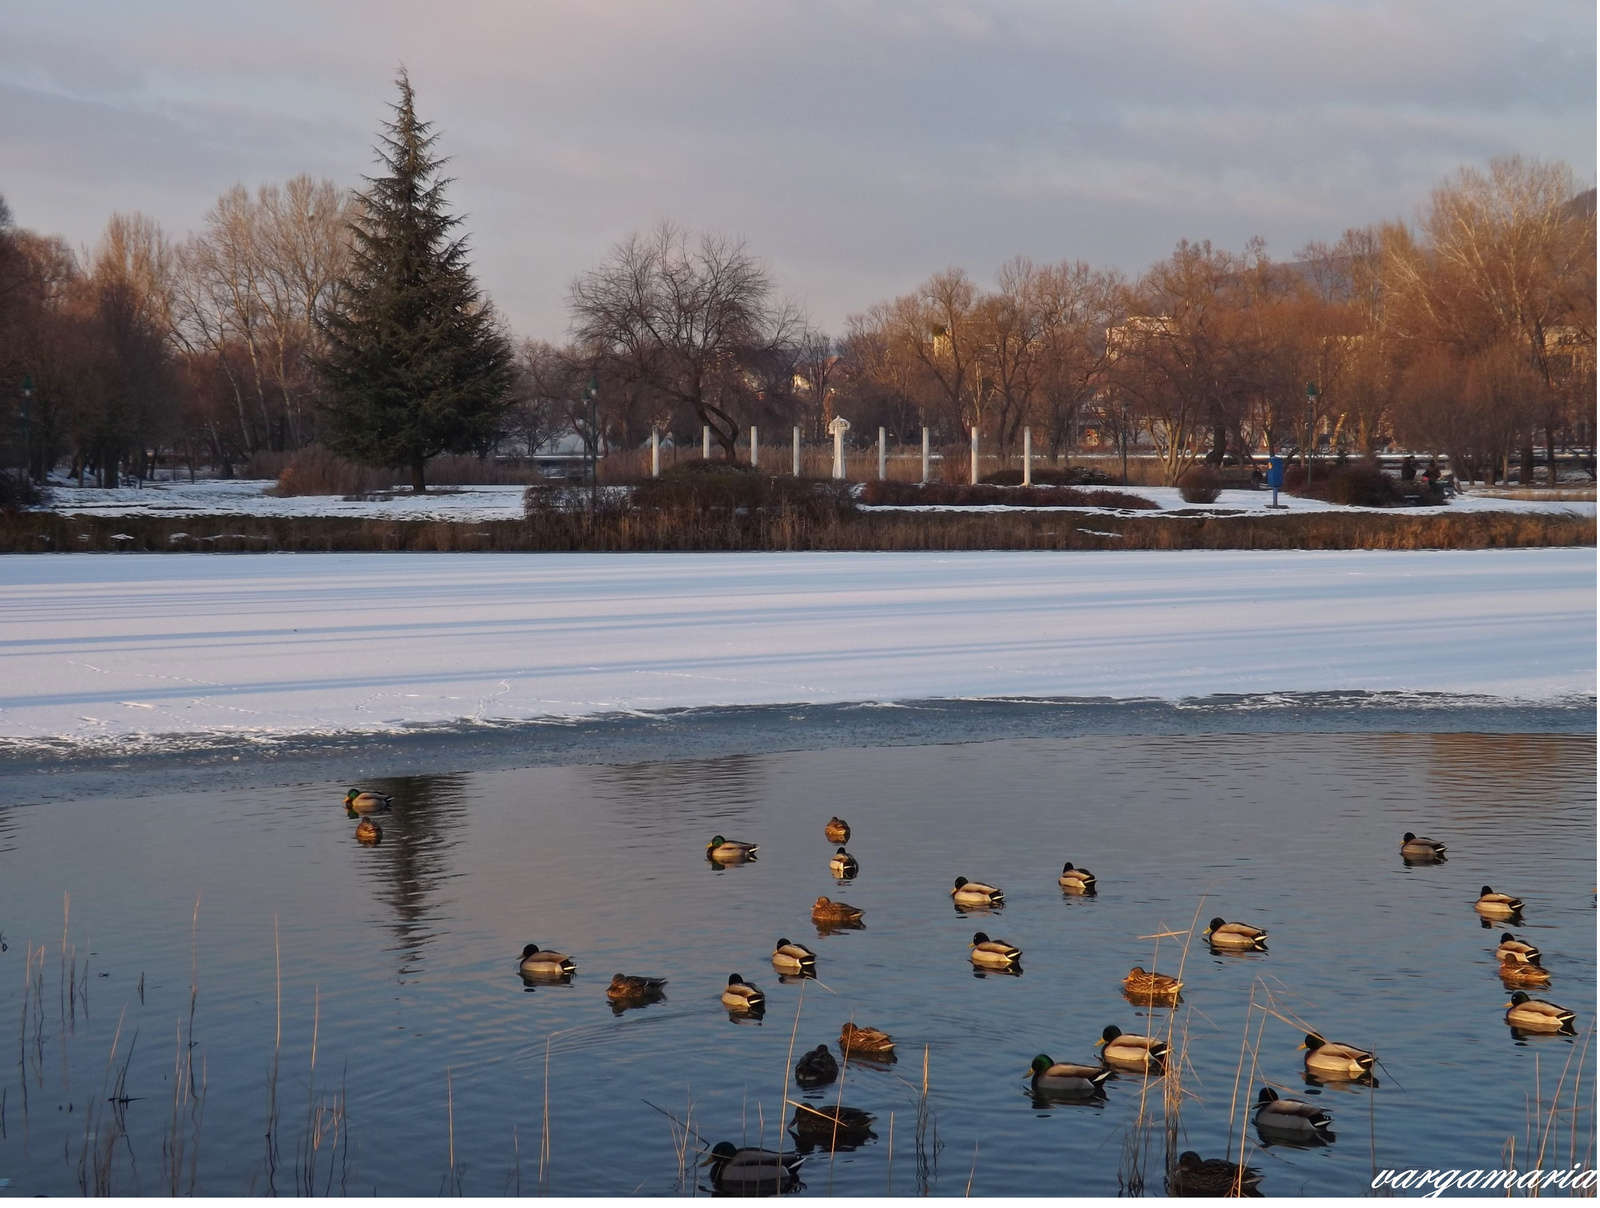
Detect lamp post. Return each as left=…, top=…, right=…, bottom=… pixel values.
left=1304, top=380, right=1319, bottom=486
left=1120, top=401, right=1129, bottom=486
left=20, top=374, right=33, bottom=482
left=582, top=375, right=599, bottom=514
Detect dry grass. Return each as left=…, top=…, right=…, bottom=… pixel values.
left=248, top=446, right=545, bottom=495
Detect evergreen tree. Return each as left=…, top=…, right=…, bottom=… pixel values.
left=317, top=71, right=512, bottom=492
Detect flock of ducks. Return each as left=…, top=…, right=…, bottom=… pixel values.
left=338, top=795, right=1583, bottom=1195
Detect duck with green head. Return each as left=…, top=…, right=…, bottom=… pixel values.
left=707, top=835, right=758, bottom=864
left=344, top=789, right=392, bottom=814
left=1505, top=992, right=1576, bottom=1033
left=1028, top=1054, right=1112, bottom=1098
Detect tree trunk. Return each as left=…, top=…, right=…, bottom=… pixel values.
left=1546, top=423, right=1558, bottom=489
left=411, top=458, right=427, bottom=493
left=1519, top=441, right=1535, bottom=485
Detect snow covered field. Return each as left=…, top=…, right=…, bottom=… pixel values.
left=34, top=477, right=1598, bottom=521
left=1, top=550, right=1591, bottom=752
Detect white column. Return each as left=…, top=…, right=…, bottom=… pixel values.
left=970, top=426, right=979, bottom=485
left=750, top=425, right=759, bottom=468
left=1023, top=426, right=1032, bottom=486
left=879, top=427, right=887, bottom=481
left=922, top=426, right=930, bottom=483
left=833, top=426, right=845, bottom=480
left=793, top=426, right=801, bottom=476
left=702, top=425, right=711, bottom=459
left=651, top=428, right=660, bottom=477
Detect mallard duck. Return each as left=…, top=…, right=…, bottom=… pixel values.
left=951, top=876, right=1004, bottom=907
left=344, top=789, right=392, bottom=813
left=824, top=817, right=851, bottom=843
left=829, top=847, right=859, bottom=878
left=794, top=1043, right=839, bottom=1088
left=812, top=897, right=864, bottom=926
left=1205, top=917, right=1267, bottom=950
left=700, top=1142, right=802, bottom=1194
left=1254, top=1086, right=1333, bottom=1140
left=518, top=944, right=576, bottom=978
left=354, top=818, right=383, bottom=845
left=1097, top=1025, right=1167, bottom=1072
left=788, top=1104, right=875, bottom=1153
left=1029, top=1054, right=1112, bottom=1098
left=1400, top=831, right=1446, bottom=861
left=1122, top=966, right=1183, bottom=1004
left=1499, top=961, right=1552, bottom=988
left=1058, top=862, right=1096, bottom=893
left=1300, top=1033, right=1374, bottom=1080
left=1496, top=932, right=1542, bottom=964
left=706, top=835, right=757, bottom=863
left=839, top=1022, right=894, bottom=1055
left=606, top=973, right=667, bottom=1004
left=721, top=973, right=765, bottom=1013
left=970, top=931, right=1022, bottom=967
left=1475, top=886, right=1523, bottom=917
left=1168, top=1150, right=1264, bottom=1197
left=1505, top=991, right=1576, bottom=1032
left=772, top=938, right=817, bottom=975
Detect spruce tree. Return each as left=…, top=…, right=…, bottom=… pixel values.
left=317, top=71, right=512, bottom=492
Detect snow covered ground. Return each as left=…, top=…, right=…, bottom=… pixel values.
left=1, top=550, right=1591, bottom=752
left=33, top=477, right=1598, bottom=521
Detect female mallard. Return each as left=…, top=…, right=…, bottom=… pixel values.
left=1122, top=966, right=1182, bottom=1004
left=721, top=973, right=765, bottom=1013
left=1499, top=961, right=1552, bottom=988
left=1028, top=1054, right=1112, bottom=1098
left=824, top=817, right=851, bottom=843
left=790, top=1102, right=874, bottom=1141
left=354, top=818, right=383, bottom=845
left=1168, top=1150, right=1264, bottom=1197
left=772, top=938, right=817, bottom=975
left=970, top=931, right=1022, bottom=968
left=1300, top=1033, right=1374, bottom=1080
left=1096, top=1025, right=1167, bottom=1073
left=699, top=1142, right=801, bottom=1195
left=518, top=944, right=576, bottom=978
left=1205, top=918, right=1268, bottom=951
left=839, top=1022, right=894, bottom=1056
left=1505, top=991, right=1576, bottom=1033
left=794, top=1043, right=839, bottom=1088
left=707, top=835, right=758, bottom=863
left=812, top=897, right=864, bottom=926
left=1254, top=1086, right=1333, bottom=1141
left=1496, top=933, right=1542, bottom=964
left=1058, top=862, right=1096, bottom=893
left=344, top=789, right=392, bottom=814
left=829, top=848, right=859, bottom=879
left=1399, top=831, right=1446, bottom=861
left=1475, top=886, right=1524, bottom=918
left=951, top=876, right=1004, bottom=908
left=607, top=973, right=667, bottom=1004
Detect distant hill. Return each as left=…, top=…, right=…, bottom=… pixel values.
left=1566, top=188, right=1596, bottom=220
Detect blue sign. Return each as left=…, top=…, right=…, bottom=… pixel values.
left=1267, top=456, right=1285, bottom=488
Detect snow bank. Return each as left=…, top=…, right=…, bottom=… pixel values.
left=0, top=550, right=1591, bottom=750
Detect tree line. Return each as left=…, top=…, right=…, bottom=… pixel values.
left=1, top=74, right=1592, bottom=492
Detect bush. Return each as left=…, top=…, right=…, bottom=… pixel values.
left=259, top=445, right=545, bottom=495
left=858, top=480, right=1157, bottom=509
left=980, top=465, right=1117, bottom=487
left=1286, top=461, right=1432, bottom=508
left=1178, top=466, right=1223, bottom=504
left=528, top=460, right=857, bottom=523
left=0, top=470, right=46, bottom=511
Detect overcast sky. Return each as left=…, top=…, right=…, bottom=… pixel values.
left=2, top=1, right=1593, bottom=339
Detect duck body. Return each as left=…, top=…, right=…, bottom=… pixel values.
left=1399, top=831, right=1446, bottom=861
left=1122, top=966, right=1182, bottom=1004
left=1499, top=961, right=1552, bottom=988
left=606, top=974, right=667, bottom=1004
left=1496, top=933, right=1542, bottom=964
left=824, top=817, right=851, bottom=843
left=354, top=818, right=383, bottom=845
left=700, top=1143, right=801, bottom=1195
left=721, top=973, right=765, bottom=1013
left=839, top=1022, right=894, bottom=1056
left=1058, top=862, right=1096, bottom=893
left=1097, top=1025, right=1167, bottom=1073
left=812, top=897, right=864, bottom=926
left=1300, top=1033, right=1374, bottom=1080
left=518, top=944, right=576, bottom=978
left=829, top=847, right=859, bottom=878
left=1254, top=1087, right=1333, bottom=1141
left=950, top=876, right=1004, bottom=908
left=970, top=931, right=1022, bottom=968
left=706, top=835, right=757, bottom=863
left=344, top=789, right=392, bottom=814
left=1475, top=885, right=1523, bottom=918
left=1029, top=1054, right=1113, bottom=1098
left=772, top=938, right=817, bottom=975
left=1505, top=992, right=1576, bottom=1032
left=1205, top=918, right=1267, bottom=950
left=1169, top=1150, right=1264, bottom=1197
left=794, top=1044, right=839, bottom=1088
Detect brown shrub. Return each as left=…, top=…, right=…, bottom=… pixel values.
left=1178, top=466, right=1223, bottom=504
left=859, top=480, right=1157, bottom=510
left=980, top=465, right=1117, bottom=487
left=259, top=445, right=544, bottom=495
left=1286, top=461, right=1431, bottom=508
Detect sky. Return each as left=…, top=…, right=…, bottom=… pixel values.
left=1, top=1, right=1593, bottom=341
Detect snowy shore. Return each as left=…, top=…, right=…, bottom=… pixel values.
left=1, top=549, right=1592, bottom=752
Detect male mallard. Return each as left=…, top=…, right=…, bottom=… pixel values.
left=829, top=848, right=859, bottom=879
left=1096, top=1025, right=1167, bottom=1072
left=772, top=938, right=818, bottom=975
left=518, top=944, right=576, bottom=978
left=1399, top=831, right=1446, bottom=861
left=1058, top=862, right=1097, bottom=893
left=1505, top=991, right=1576, bottom=1033
left=824, top=817, right=851, bottom=843
left=607, top=973, right=667, bottom=1004
left=1496, top=933, right=1542, bottom=965
left=1499, top=961, right=1552, bottom=988
left=354, top=818, right=383, bottom=846
left=951, top=876, right=1004, bottom=908
left=344, top=789, right=392, bottom=813
left=1168, top=1150, right=1264, bottom=1197
left=1475, top=886, right=1523, bottom=918
left=970, top=931, right=1022, bottom=968
left=699, top=1142, right=802, bottom=1195
left=839, top=1021, right=894, bottom=1055
left=1205, top=918, right=1268, bottom=951
left=721, top=973, right=765, bottom=1013
left=794, top=1043, right=839, bottom=1088
left=812, top=897, right=864, bottom=926
left=707, top=835, right=757, bottom=863
left=1300, top=1033, right=1374, bottom=1080
left=1122, top=966, right=1182, bottom=1004
left=1028, top=1054, right=1113, bottom=1098
left=1254, top=1086, right=1333, bottom=1141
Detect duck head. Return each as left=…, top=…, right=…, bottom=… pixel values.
left=953, top=876, right=969, bottom=890
left=1299, top=1032, right=1326, bottom=1052
left=1029, top=1054, right=1053, bottom=1075
left=1508, top=991, right=1532, bottom=1007
left=1257, top=1086, right=1279, bottom=1104
left=1206, top=917, right=1227, bottom=934
left=727, top=973, right=746, bottom=987
left=1097, top=1025, right=1122, bottom=1047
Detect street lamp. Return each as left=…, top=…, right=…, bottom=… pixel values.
left=20, top=373, right=33, bottom=482
left=1304, top=381, right=1320, bottom=485
left=1120, top=401, right=1130, bottom=486
left=582, top=375, right=599, bottom=514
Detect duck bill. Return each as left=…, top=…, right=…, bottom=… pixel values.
left=1094, top=1038, right=1106, bottom=1048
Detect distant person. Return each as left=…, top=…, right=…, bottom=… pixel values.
left=1424, top=458, right=1440, bottom=489
left=1400, top=455, right=1417, bottom=481
left=1250, top=467, right=1264, bottom=488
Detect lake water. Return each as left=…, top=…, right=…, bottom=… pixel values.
left=0, top=726, right=1593, bottom=1196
